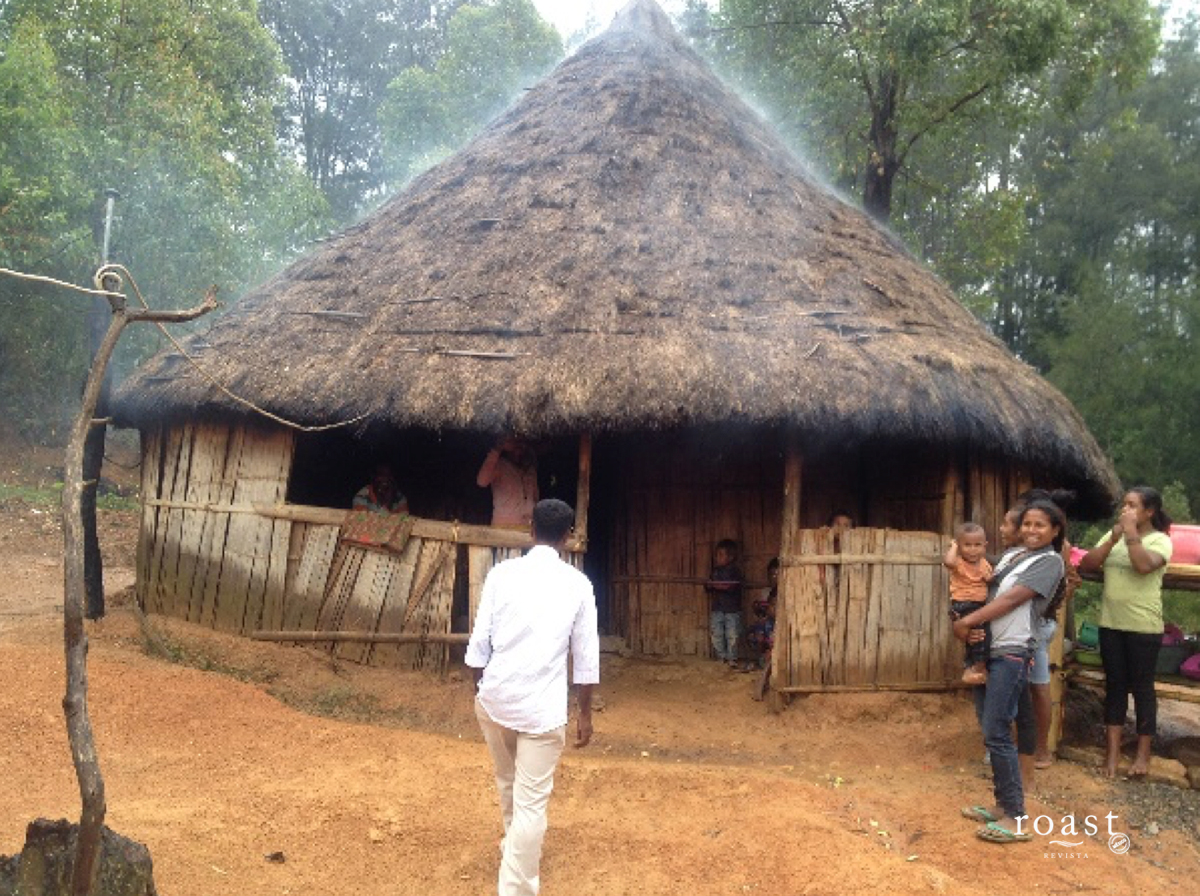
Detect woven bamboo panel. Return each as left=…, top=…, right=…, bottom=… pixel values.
left=777, top=527, right=955, bottom=687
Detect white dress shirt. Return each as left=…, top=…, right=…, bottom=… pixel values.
left=466, top=545, right=600, bottom=733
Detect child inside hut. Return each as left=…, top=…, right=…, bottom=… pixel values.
left=944, top=522, right=993, bottom=685
left=746, top=557, right=778, bottom=670
left=706, top=539, right=745, bottom=668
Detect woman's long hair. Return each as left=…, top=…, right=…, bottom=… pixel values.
left=1127, top=486, right=1172, bottom=534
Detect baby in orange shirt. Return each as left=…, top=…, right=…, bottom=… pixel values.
left=944, top=522, right=994, bottom=685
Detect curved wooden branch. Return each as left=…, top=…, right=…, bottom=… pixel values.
left=61, top=289, right=218, bottom=895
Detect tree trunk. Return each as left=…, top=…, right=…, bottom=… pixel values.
left=59, top=278, right=217, bottom=895
left=863, top=72, right=900, bottom=223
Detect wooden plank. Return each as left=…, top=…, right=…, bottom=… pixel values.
left=153, top=424, right=194, bottom=617
left=862, top=529, right=886, bottom=683
left=288, top=524, right=340, bottom=631
left=575, top=433, right=592, bottom=548
left=179, top=424, right=226, bottom=622
left=135, top=427, right=163, bottom=612
left=253, top=630, right=470, bottom=644
left=1071, top=668, right=1200, bottom=705
left=422, top=551, right=458, bottom=673
left=841, top=527, right=872, bottom=685
left=371, top=538, right=424, bottom=667
left=779, top=431, right=802, bottom=558
left=236, top=428, right=294, bottom=634
left=316, top=544, right=366, bottom=634
left=333, top=550, right=395, bottom=663
left=261, top=516, right=293, bottom=632
left=255, top=432, right=295, bottom=633
left=212, top=428, right=260, bottom=632
left=467, top=544, right=492, bottom=627
left=198, top=425, right=246, bottom=627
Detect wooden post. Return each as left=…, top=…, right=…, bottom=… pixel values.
left=575, top=433, right=592, bottom=549
left=62, top=276, right=217, bottom=895
left=779, top=430, right=802, bottom=556
left=767, top=431, right=802, bottom=704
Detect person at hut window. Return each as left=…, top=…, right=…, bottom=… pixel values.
left=826, top=510, right=854, bottom=550
left=466, top=499, right=599, bottom=896
left=706, top=538, right=745, bottom=668
left=477, top=437, right=539, bottom=529
left=352, top=463, right=409, bottom=514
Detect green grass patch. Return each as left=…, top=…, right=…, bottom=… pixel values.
left=0, top=480, right=138, bottom=511
left=0, top=481, right=61, bottom=507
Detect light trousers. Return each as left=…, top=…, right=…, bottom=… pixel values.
left=475, top=697, right=566, bottom=896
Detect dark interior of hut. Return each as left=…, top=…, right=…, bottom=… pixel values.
left=286, top=427, right=600, bottom=630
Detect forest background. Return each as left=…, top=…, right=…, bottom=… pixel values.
left=0, top=1, right=1196, bottom=549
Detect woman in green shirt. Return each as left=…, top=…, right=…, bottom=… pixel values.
left=1078, top=486, right=1174, bottom=778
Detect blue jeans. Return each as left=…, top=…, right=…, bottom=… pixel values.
left=973, top=652, right=1031, bottom=819
left=710, top=611, right=742, bottom=662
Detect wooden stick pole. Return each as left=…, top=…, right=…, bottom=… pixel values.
left=777, top=680, right=975, bottom=694
left=252, top=630, right=470, bottom=644
left=574, top=433, right=592, bottom=549
left=63, top=285, right=217, bottom=895
left=779, top=430, right=802, bottom=557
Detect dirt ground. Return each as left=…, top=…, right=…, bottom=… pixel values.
left=1, top=434, right=1198, bottom=895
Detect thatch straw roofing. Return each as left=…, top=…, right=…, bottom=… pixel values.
left=114, top=0, right=1119, bottom=507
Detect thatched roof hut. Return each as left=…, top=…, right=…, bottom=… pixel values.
left=113, top=0, right=1118, bottom=689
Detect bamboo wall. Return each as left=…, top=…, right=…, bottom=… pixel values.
left=607, top=434, right=783, bottom=656
left=138, top=421, right=296, bottom=632
left=137, top=422, right=575, bottom=672
left=606, top=438, right=1036, bottom=665
left=772, top=527, right=956, bottom=688
left=137, top=422, right=1041, bottom=678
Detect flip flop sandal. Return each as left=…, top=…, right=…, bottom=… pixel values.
left=960, top=806, right=999, bottom=823
left=976, top=822, right=1032, bottom=843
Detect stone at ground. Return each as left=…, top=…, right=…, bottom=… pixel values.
left=0, top=819, right=156, bottom=896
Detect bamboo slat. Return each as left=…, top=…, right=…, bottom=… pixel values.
left=332, top=549, right=394, bottom=663
left=151, top=424, right=192, bottom=616
left=467, top=545, right=492, bottom=626
left=252, top=630, right=470, bottom=644
left=181, top=423, right=228, bottom=622
left=841, top=528, right=872, bottom=685
left=1070, top=668, right=1200, bottom=705
left=575, top=433, right=592, bottom=548
left=287, top=524, right=341, bottom=631
left=238, top=429, right=294, bottom=634
left=198, top=425, right=246, bottom=627
left=782, top=553, right=943, bottom=565
left=778, top=680, right=973, bottom=694
left=366, top=538, right=423, bottom=667
left=135, top=427, right=163, bottom=612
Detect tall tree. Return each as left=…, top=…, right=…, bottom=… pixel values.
left=380, top=0, right=562, bottom=184
left=259, top=0, right=466, bottom=222
left=0, top=0, right=328, bottom=439
left=702, top=0, right=1160, bottom=222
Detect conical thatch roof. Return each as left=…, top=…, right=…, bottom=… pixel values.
left=114, top=0, right=1118, bottom=508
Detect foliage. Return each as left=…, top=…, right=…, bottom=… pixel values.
left=380, top=0, right=562, bottom=184
left=259, top=0, right=467, bottom=222
left=696, top=0, right=1160, bottom=221
left=0, top=0, right=329, bottom=442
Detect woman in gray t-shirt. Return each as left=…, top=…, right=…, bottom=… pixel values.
left=953, top=500, right=1066, bottom=844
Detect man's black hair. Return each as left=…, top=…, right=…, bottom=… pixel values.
left=533, top=498, right=575, bottom=543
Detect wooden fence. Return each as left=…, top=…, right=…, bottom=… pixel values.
left=136, top=421, right=576, bottom=673
left=772, top=527, right=957, bottom=690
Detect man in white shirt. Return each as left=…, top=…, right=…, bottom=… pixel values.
left=466, top=498, right=600, bottom=896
